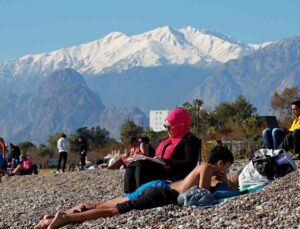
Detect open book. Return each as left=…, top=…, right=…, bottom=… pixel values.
left=123, top=154, right=166, bottom=166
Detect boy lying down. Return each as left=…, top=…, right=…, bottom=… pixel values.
left=35, top=146, right=235, bottom=229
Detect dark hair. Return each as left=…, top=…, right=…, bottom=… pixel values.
left=61, top=133, right=67, bottom=138
left=291, top=99, right=300, bottom=107
left=216, top=140, right=222, bottom=145
left=130, top=137, right=138, bottom=144
left=207, top=146, right=234, bottom=165
left=140, top=136, right=150, bottom=144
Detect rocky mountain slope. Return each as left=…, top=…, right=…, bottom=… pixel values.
left=0, top=69, right=146, bottom=143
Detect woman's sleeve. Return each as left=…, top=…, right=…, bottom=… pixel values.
left=166, top=136, right=201, bottom=167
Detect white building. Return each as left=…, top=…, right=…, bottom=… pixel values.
left=149, top=110, right=170, bottom=132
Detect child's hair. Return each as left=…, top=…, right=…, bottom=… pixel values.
left=207, top=146, right=234, bottom=165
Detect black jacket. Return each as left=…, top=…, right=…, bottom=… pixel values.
left=165, top=133, right=202, bottom=181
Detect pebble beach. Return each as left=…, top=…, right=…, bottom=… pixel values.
left=1, top=161, right=300, bottom=229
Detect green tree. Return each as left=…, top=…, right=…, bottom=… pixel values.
left=271, top=87, right=300, bottom=119
left=69, top=133, right=81, bottom=153
left=37, top=144, right=54, bottom=157
left=120, top=120, right=144, bottom=146
left=232, top=96, right=257, bottom=120
left=181, top=99, right=204, bottom=136
left=18, top=141, right=36, bottom=154
left=181, top=101, right=193, bottom=113
left=47, top=133, right=61, bottom=153
left=89, top=126, right=110, bottom=148
left=141, top=128, right=168, bottom=148
left=241, top=116, right=263, bottom=139
left=213, top=96, right=256, bottom=124
left=69, top=126, right=111, bottom=152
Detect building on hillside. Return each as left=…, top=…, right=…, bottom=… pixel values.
left=149, top=110, right=170, bottom=132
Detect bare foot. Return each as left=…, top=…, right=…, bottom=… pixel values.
left=34, top=215, right=54, bottom=229
left=47, top=212, right=67, bottom=229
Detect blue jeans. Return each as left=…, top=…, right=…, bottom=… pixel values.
left=262, top=128, right=286, bottom=149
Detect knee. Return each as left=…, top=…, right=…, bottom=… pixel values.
left=262, top=128, right=271, bottom=136
left=272, top=128, right=285, bottom=137
left=272, top=128, right=282, bottom=134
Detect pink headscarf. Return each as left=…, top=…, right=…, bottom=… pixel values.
left=155, top=107, right=192, bottom=160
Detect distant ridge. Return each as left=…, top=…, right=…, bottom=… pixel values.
left=0, top=26, right=266, bottom=79
left=0, top=27, right=299, bottom=145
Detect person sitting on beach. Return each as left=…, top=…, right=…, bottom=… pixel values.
left=124, top=107, right=202, bottom=193
left=279, top=99, right=300, bottom=159
left=262, top=99, right=300, bottom=159
left=107, top=137, right=143, bottom=170
left=139, top=136, right=156, bottom=158
left=0, top=149, right=8, bottom=176
left=9, top=143, right=21, bottom=168
left=0, top=137, right=7, bottom=160
left=34, top=146, right=233, bottom=229
left=9, top=153, right=37, bottom=176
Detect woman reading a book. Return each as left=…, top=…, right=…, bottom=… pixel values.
left=124, top=107, right=202, bottom=193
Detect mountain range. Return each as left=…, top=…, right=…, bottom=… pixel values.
left=0, top=26, right=299, bottom=144
left=0, top=69, right=146, bottom=143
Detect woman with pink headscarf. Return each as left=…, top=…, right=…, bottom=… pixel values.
left=124, top=107, right=202, bottom=193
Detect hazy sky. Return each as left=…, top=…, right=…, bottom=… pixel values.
left=0, top=0, right=299, bottom=62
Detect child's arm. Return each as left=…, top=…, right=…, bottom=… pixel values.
left=198, top=165, right=214, bottom=190
left=215, top=171, right=229, bottom=185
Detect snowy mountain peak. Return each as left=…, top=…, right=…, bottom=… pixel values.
left=101, top=32, right=129, bottom=43
left=0, top=26, right=269, bottom=79
left=135, top=26, right=187, bottom=48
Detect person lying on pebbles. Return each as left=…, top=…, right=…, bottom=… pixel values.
left=34, top=146, right=234, bottom=229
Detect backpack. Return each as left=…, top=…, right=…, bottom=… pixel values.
left=253, top=149, right=297, bottom=179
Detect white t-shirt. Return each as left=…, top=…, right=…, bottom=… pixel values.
left=57, top=137, right=68, bottom=153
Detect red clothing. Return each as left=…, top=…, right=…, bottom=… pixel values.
left=0, top=141, right=7, bottom=159
left=156, top=108, right=192, bottom=160
left=128, top=146, right=142, bottom=157
left=21, top=157, right=33, bottom=171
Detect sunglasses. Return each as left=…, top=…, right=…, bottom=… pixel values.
left=163, top=124, right=172, bottom=130
left=163, top=123, right=184, bottom=130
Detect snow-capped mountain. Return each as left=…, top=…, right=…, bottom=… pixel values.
left=0, top=25, right=299, bottom=144
left=0, top=26, right=267, bottom=79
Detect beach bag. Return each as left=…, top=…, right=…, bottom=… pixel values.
left=239, top=149, right=297, bottom=188
left=239, top=160, right=270, bottom=188
left=253, top=149, right=297, bottom=179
